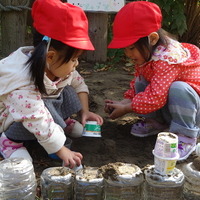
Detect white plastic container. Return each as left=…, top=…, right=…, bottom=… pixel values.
left=0, top=158, right=37, bottom=200
left=153, top=150, right=179, bottom=175
left=82, top=121, right=101, bottom=137
left=154, top=132, right=179, bottom=158
left=153, top=132, right=179, bottom=175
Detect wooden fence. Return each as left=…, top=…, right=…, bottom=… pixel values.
left=0, top=0, right=126, bottom=62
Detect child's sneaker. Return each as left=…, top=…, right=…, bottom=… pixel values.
left=177, top=134, right=197, bottom=161
left=0, top=132, right=32, bottom=162
left=130, top=118, right=168, bottom=137
left=65, top=118, right=83, bottom=138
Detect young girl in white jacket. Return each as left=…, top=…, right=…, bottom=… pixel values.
left=0, top=0, right=103, bottom=168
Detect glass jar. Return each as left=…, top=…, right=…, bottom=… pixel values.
left=144, top=165, right=184, bottom=200
left=0, top=158, right=37, bottom=200
left=40, top=167, right=73, bottom=200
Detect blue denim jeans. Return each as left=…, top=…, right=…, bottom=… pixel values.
left=134, top=76, right=200, bottom=138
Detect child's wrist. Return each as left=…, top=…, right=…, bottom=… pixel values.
left=124, top=103, right=133, bottom=114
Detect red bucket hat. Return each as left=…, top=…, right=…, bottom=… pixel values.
left=108, top=1, right=162, bottom=49
left=32, top=0, right=94, bottom=50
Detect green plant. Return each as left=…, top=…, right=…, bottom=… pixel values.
left=179, top=0, right=200, bottom=47
left=106, top=0, right=200, bottom=65
left=107, top=14, right=126, bottom=66
left=107, top=48, right=125, bottom=64
left=150, top=0, right=187, bottom=36
left=94, top=62, right=108, bottom=70
left=106, top=0, right=188, bottom=66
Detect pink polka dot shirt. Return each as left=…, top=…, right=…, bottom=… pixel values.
left=124, top=38, right=200, bottom=114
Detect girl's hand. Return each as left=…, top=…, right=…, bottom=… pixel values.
left=56, top=146, right=83, bottom=169
left=106, top=101, right=133, bottom=119
left=104, top=103, right=114, bottom=114
left=104, top=99, right=132, bottom=116
left=106, top=103, right=127, bottom=119
left=81, top=110, right=103, bottom=126
left=104, top=99, right=120, bottom=114
left=105, top=99, right=121, bottom=104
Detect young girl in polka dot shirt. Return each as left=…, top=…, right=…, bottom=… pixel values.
left=105, top=1, right=200, bottom=161
left=0, top=0, right=103, bottom=168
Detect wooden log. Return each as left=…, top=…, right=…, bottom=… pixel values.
left=82, top=12, right=108, bottom=63
left=0, top=0, right=30, bottom=57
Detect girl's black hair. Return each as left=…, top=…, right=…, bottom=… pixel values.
left=134, top=28, right=169, bottom=62
left=26, top=30, right=80, bottom=94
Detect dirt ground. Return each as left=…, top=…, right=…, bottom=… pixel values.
left=26, top=60, right=198, bottom=178
left=0, top=60, right=199, bottom=189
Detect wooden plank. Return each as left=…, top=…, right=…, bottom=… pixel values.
left=82, top=12, right=108, bottom=62
left=68, top=0, right=125, bottom=12
left=67, top=0, right=125, bottom=62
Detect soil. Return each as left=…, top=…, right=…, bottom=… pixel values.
left=77, top=166, right=102, bottom=180
left=98, top=162, right=141, bottom=181
left=29, top=60, right=199, bottom=175
left=0, top=60, right=199, bottom=194
left=48, top=167, right=72, bottom=176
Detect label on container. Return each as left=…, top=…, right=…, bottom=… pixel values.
left=82, top=122, right=101, bottom=137
left=154, top=132, right=178, bottom=158
left=154, top=156, right=177, bottom=175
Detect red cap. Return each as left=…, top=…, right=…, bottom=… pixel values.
left=108, top=1, right=162, bottom=49
left=32, top=0, right=94, bottom=50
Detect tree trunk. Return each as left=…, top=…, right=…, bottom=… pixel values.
left=0, top=0, right=29, bottom=57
